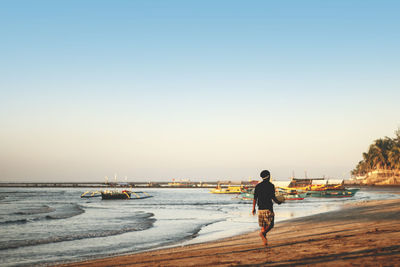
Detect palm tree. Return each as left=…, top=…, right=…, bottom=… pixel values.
left=395, top=128, right=400, bottom=142
left=352, top=129, right=400, bottom=178
left=389, top=144, right=400, bottom=170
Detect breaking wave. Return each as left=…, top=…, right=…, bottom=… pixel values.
left=45, top=204, right=84, bottom=220
left=0, top=212, right=156, bottom=251
left=13, top=205, right=55, bottom=215
left=0, top=204, right=84, bottom=226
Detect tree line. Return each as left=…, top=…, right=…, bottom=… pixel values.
left=351, top=129, right=400, bottom=176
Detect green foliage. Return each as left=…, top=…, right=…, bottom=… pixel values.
left=352, top=128, right=400, bottom=176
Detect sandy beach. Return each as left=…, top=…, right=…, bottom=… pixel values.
left=59, top=198, right=400, bottom=267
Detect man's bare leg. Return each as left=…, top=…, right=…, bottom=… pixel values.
left=259, top=227, right=268, bottom=246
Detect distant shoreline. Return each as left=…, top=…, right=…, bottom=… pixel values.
left=1, top=182, right=400, bottom=188
left=0, top=182, right=218, bottom=188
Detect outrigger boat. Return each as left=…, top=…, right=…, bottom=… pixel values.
left=305, top=188, right=359, bottom=198
left=275, top=186, right=307, bottom=200
left=101, top=190, right=153, bottom=200
left=210, top=184, right=244, bottom=194
left=237, top=187, right=297, bottom=201
left=281, top=191, right=307, bottom=200
left=81, top=190, right=152, bottom=200
left=238, top=188, right=254, bottom=200
left=275, top=178, right=360, bottom=198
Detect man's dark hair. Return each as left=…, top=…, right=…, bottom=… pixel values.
left=260, top=170, right=270, bottom=180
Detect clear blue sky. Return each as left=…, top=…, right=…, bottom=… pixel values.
left=1, top=0, right=399, bottom=182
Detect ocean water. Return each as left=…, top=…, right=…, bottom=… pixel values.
left=0, top=187, right=399, bottom=266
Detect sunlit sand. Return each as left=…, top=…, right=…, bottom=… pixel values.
left=59, top=198, right=400, bottom=266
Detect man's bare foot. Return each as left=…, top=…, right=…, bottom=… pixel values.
left=259, top=232, right=268, bottom=246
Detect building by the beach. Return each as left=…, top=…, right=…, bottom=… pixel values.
left=352, top=169, right=400, bottom=185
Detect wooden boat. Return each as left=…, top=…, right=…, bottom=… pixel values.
left=101, top=190, right=131, bottom=199
left=305, top=188, right=359, bottom=198
left=276, top=186, right=306, bottom=200
left=283, top=192, right=307, bottom=200
left=238, top=188, right=254, bottom=200
left=276, top=178, right=360, bottom=198
left=238, top=188, right=295, bottom=202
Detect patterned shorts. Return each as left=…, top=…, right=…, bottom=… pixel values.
left=258, top=209, right=274, bottom=228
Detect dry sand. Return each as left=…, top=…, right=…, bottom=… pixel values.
left=59, top=198, right=400, bottom=267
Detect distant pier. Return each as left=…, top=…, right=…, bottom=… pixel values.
left=0, top=181, right=253, bottom=188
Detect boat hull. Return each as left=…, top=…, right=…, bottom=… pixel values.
left=238, top=191, right=306, bottom=201
left=284, top=192, right=307, bottom=200
left=305, top=188, right=359, bottom=198
left=239, top=192, right=254, bottom=200
left=101, top=191, right=131, bottom=200
left=210, top=186, right=243, bottom=194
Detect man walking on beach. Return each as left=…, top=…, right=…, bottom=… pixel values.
left=252, top=170, right=283, bottom=246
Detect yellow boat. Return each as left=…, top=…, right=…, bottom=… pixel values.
left=210, top=185, right=243, bottom=194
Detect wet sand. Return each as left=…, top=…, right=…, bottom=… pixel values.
left=59, top=198, right=400, bottom=266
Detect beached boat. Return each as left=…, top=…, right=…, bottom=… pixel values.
left=237, top=188, right=294, bottom=202
left=283, top=192, right=307, bottom=200
left=275, top=187, right=306, bottom=200
left=238, top=188, right=254, bottom=200
left=305, top=188, right=359, bottom=198
left=275, top=182, right=307, bottom=200
left=275, top=178, right=360, bottom=198
left=210, top=185, right=244, bottom=194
